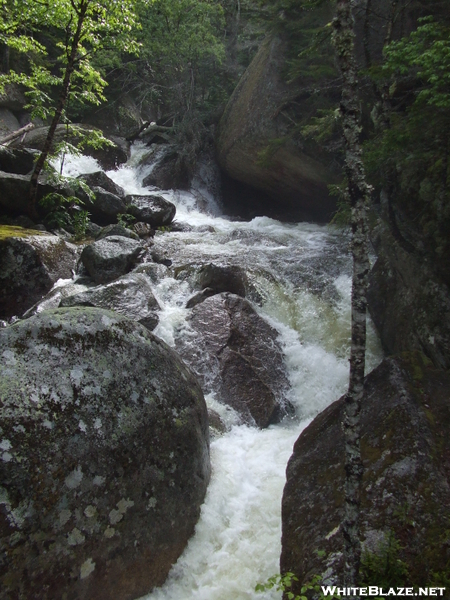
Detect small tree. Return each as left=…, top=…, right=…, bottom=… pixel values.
left=332, top=0, right=372, bottom=595
left=1, top=0, right=143, bottom=218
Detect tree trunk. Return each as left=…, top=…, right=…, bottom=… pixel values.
left=28, top=0, right=89, bottom=220
left=332, top=0, right=371, bottom=595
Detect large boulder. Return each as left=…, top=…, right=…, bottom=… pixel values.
left=125, top=194, right=176, bottom=228
left=0, top=307, right=210, bottom=600
left=0, top=228, right=78, bottom=319
left=88, top=187, right=127, bottom=226
left=77, top=171, right=125, bottom=198
left=80, top=236, right=144, bottom=284
left=281, top=353, right=450, bottom=594
left=368, top=222, right=450, bottom=371
left=215, top=36, right=338, bottom=222
left=60, top=272, right=160, bottom=331
left=0, top=170, right=88, bottom=217
left=176, top=292, right=291, bottom=427
left=0, top=146, right=35, bottom=175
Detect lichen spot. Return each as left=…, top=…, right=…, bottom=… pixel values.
left=84, top=505, right=97, bottom=518
left=65, top=466, right=83, bottom=490
left=109, top=509, right=123, bottom=525
left=80, top=558, right=96, bottom=580
left=68, top=527, right=85, bottom=546
left=59, top=509, right=72, bottom=526
left=104, top=526, right=115, bottom=538
left=117, top=498, right=134, bottom=514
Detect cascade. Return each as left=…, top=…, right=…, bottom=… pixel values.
left=53, top=146, right=383, bottom=600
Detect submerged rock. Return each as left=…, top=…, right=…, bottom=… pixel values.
left=80, top=236, right=144, bottom=284
left=0, top=231, right=78, bottom=319
left=60, top=272, right=160, bottom=331
left=0, top=307, right=210, bottom=600
left=177, top=292, right=291, bottom=427
left=281, top=353, right=450, bottom=593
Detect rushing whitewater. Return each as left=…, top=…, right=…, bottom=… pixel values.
left=54, top=146, right=383, bottom=600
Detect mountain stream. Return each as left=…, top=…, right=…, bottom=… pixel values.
left=54, top=145, right=383, bottom=600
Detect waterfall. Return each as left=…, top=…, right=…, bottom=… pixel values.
left=53, top=145, right=383, bottom=600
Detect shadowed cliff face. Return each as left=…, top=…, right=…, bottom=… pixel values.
left=215, top=36, right=338, bottom=223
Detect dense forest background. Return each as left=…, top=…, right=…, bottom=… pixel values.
left=0, top=0, right=449, bottom=260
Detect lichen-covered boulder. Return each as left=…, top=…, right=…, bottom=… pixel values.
left=176, top=292, right=291, bottom=427
left=125, top=194, right=176, bottom=227
left=0, top=307, right=210, bottom=600
left=60, top=272, right=160, bottom=331
left=0, top=229, right=78, bottom=319
left=80, top=236, right=144, bottom=284
left=280, top=353, right=450, bottom=595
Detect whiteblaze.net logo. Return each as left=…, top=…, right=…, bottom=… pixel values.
left=321, top=586, right=446, bottom=597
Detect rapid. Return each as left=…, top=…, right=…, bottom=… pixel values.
left=54, top=145, right=383, bottom=600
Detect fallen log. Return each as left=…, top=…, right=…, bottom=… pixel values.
left=0, top=122, right=35, bottom=145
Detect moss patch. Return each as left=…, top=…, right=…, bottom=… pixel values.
left=0, top=225, right=46, bottom=240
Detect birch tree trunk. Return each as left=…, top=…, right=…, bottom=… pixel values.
left=28, top=0, right=89, bottom=220
left=332, top=0, right=372, bottom=594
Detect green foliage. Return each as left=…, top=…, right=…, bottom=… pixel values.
left=116, top=213, right=136, bottom=229
left=0, top=0, right=142, bottom=120
left=39, top=173, right=94, bottom=239
left=364, top=16, right=450, bottom=265
left=360, top=531, right=409, bottom=589
left=329, top=182, right=350, bottom=227
left=255, top=572, right=340, bottom=600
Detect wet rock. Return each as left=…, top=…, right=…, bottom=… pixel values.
left=80, top=236, right=144, bottom=284
left=95, top=224, right=140, bottom=242
left=77, top=171, right=125, bottom=198
left=0, top=146, right=35, bottom=175
left=125, top=194, right=176, bottom=227
left=60, top=273, right=160, bottom=331
left=196, top=263, right=248, bottom=298
left=0, top=230, right=78, bottom=319
left=86, top=187, right=127, bottom=226
left=281, top=353, right=450, bottom=594
left=186, top=288, right=216, bottom=309
left=132, top=221, right=155, bottom=239
left=176, top=292, right=291, bottom=428
left=0, top=307, right=210, bottom=600
left=22, top=279, right=95, bottom=318
left=133, top=262, right=169, bottom=284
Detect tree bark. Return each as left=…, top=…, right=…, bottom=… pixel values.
left=332, top=0, right=371, bottom=596
left=28, top=0, right=89, bottom=220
